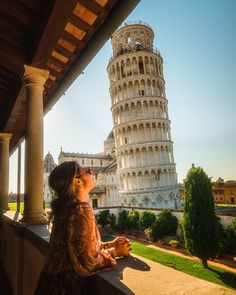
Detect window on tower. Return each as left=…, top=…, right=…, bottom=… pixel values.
left=139, top=60, right=144, bottom=74
left=139, top=89, right=145, bottom=96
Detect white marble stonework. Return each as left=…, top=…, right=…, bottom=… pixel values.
left=107, top=22, right=179, bottom=208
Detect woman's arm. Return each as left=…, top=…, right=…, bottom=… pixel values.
left=67, top=204, right=116, bottom=277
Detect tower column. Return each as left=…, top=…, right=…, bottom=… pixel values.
left=0, top=133, right=12, bottom=210
left=22, top=65, right=49, bottom=224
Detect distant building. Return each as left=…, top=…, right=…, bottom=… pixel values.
left=58, top=131, right=119, bottom=209
left=224, top=181, right=236, bottom=204
left=212, top=185, right=225, bottom=204
left=180, top=180, right=236, bottom=205
left=43, top=152, right=56, bottom=203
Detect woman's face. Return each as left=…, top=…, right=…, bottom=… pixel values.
left=75, top=167, right=96, bottom=192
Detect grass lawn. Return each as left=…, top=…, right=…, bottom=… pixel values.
left=8, top=202, right=24, bottom=213
left=102, top=236, right=236, bottom=290
left=216, top=204, right=236, bottom=207
left=8, top=202, right=51, bottom=213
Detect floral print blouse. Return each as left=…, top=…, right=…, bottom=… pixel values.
left=43, top=202, right=116, bottom=277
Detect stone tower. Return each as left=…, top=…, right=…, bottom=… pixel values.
left=107, top=22, right=179, bottom=209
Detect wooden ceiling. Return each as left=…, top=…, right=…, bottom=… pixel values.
left=0, top=0, right=139, bottom=153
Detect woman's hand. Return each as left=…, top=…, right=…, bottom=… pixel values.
left=112, top=241, right=132, bottom=257
left=110, top=236, right=130, bottom=248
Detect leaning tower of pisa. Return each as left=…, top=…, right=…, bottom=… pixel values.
left=107, top=22, right=179, bottom=209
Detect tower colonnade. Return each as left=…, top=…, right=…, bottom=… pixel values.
left=107, top=22, right=179, bottom=209
left=108, top=51, right=164, bottom=82
left=114, top=122, right=172, bottom=152
left=112, top=96, right=169, bottom=122
left=110, top=76, right=166, bottom=105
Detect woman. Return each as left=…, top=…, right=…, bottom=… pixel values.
left=35, top=161, right=131, bottom=294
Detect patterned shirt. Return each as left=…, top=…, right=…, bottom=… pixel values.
left=44, top=202, right=116, bottom=277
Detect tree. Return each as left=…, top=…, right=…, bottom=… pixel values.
left=140, top=210, right=156, bottom=229
left=96, top=210, right=111, bottom=228
left=128, top=209, right=140, bottom=229
left=214, top=177, right=224, bottom=186
left=96, top=210, right=117, bottom=230
left=152, top=209, right=178, bottom=239
left=182, top=166, right=220, bottom=268
left=117, top=210, right=130, bottom=230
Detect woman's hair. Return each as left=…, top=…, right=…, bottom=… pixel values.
left=48, top=161, right=81, bottom=222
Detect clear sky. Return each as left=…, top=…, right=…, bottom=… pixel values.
left=9, top=0, right=236, bottom=192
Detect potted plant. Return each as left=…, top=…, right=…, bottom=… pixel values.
left=157, top=239, right=165, bottom=246
left=169, top=239, right=179, bottom=248
left=144, top=227, right=154, bottom=242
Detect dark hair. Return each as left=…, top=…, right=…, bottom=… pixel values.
left=49, top=161, right=81, bottom=222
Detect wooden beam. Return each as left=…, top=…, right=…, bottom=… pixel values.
left=0, top=76, right=15, bottom=85
left=70, top=14, right=94, bottom=33
left=0, top=0, right=35, bottom=27
left=48, top=56, right=66, bottom=68
left=31, top=0, right=78, bottom=67
left=0, top=83, right=13, bottom=92
left=62, top=31, right=85, bottom=47
left=0, top=38, right=26, bottom=74
left=78, top=0, right=103, bottom=16
left=0, top=18, right=28, bottom=50
left=54, top=44, right=72, bottom=59
left=46, top=66, right=62, bottom=78
left=0, top=65, right=17, bottom=79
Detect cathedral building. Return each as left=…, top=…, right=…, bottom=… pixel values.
left=43, top=22, right=180, bottom=209
left=58, top=132, right=119, bottom=208
left=43, top=152, right=57, bottom=203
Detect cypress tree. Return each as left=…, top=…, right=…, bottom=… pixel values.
left=182, top=166, right=220, bottom=268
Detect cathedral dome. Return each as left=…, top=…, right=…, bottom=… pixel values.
left=107, top=130, right=114, bottom=140
left=44, top=152, right=56, bottom=173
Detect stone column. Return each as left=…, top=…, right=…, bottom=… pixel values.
left=22, top=65, right=49, bottom=224
left=0, top=133, right=12, bottom=210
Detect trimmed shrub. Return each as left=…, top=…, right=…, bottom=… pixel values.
left=128, top=210, right=140, bottom=229
left=117, top=209, right=130, bottom=230
left=140, top=210, right=156, bottom=229
left=96, top=210, right=111, bottom=228
left=109, top=213, right=116, bottom=230
left=152, top=209, right=178, bottom=239
left=223, top=218, right=236, bottom=254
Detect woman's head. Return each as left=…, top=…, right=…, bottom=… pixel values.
left=48, top=161, right=96, bottom=220
left=49, top=161, right=79, bottom=198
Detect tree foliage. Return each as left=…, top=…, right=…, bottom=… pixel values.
left=96, top=209, right=116, bottom=229
left=152, top=209, right=178, bottom=239
left=140, top=210, right=156, bottom=229
left=182, top=166, right=220, bottom=267
left=223, top=218, right=236, bottom=254
left=117, top=209, right=130, bottom=229
left=128, top=210, right=140, bottom=229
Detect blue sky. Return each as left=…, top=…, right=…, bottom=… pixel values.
left=9, top=0, right=236, bottom=192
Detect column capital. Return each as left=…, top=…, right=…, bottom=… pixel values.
left=22, top=65, right=49, bottom=89
left=0, top=133, right=12, bottom=142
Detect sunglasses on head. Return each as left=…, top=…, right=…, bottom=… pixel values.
left=75, top=167, right=91, bottom=178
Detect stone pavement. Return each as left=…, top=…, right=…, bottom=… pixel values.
left=98, top=254, right=236, bottom=295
